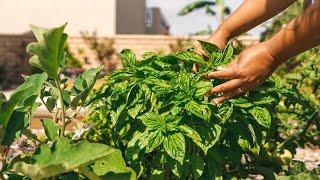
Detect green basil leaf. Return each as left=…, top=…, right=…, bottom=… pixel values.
left=178, top=125, right=202, bottom=147
left=110, top=104, right=126, bottom=128
left=221, top=43, right=234, bottom=64
left=185, top=101, right=211, bottom=122
left=120, top=49, right=138, bottom=68
left=195, top=124, right=222, bottom=154
left=249, top=107, right=272, bottom=128
left=146, top=130, right=164, bottom=153
left=46, top=97, right=57, bottom=112
left=194, top=81, right=212, bottom=100
left=128, top=104, right=144, bottom=119
left=62, top=90, right=71, bottom=106
left=174, top=51, right=206, bottom=65
left=139, top=112, right=162, bottom=131
left=163, top=132, right=185, bottom=164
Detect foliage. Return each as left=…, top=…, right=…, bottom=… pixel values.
left=0, top=24, right=135, bottom=179
left=178, top=0, right=230, bottom=23
left=85, top=40, right=301, bottom=179
left=262, top=0, right=320, bottom=146
left=277, top=160, right=320, bottom=179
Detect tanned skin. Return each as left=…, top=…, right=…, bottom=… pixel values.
left=195, top=0, right=320, bottom=104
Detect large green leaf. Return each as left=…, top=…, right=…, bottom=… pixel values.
left=163, top=132, right=185, bottom=164
left=27, top=24, right=67, bottom=79
left=0, top=73, right=47, bottom=141
left=88, top=150, right=136, bottom=180
left=185, top=101, right=211, bottom=122
left=13, top=138, right=116, bottom=179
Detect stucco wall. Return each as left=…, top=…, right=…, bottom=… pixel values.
left=0, top=0, right=116, bottom=36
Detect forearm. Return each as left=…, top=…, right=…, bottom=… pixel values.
left=211, top=0, right=295, bottom=40
left=264, top=0, right=320, bottom=66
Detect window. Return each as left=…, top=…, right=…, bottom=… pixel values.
left=145, top=8, right=153, bottom=28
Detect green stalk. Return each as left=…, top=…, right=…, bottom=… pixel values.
left=56, top=76, right=66, bottom=137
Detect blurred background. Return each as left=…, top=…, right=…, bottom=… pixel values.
left=0, top=0, right=263, bottom=90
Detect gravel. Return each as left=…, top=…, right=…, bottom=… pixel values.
left=294, top=147, right=320, bottom=170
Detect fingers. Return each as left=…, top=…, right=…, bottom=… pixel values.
left=213, top=87, right=247, bottom=105
left=206, top=66, right=237, bottom=79
left=205, top=79, right=242, bottom=97
left=194, top=43, right=208, bottom=58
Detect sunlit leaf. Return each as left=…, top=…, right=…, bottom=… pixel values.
left=27, top=24, right=67, bottom=79
left=13, top=138, right=117, bottom=179
left=163, top=132, right=185, bottom=164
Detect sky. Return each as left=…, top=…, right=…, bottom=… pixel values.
left=146, top=0, right=265, bottom=37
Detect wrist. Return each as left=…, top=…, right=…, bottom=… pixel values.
left=207, top=27, right=231, bottom=49
left=211, top=26, right=231, bottom=40
left=260, top=42, right=281, bottom=70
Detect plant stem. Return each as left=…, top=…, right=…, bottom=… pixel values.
left=164, top=162, right=170, bottom=180
left=56, top=76, right=66, bottom=137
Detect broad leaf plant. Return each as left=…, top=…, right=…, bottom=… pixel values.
left=0, top=24, right=135, bottom=179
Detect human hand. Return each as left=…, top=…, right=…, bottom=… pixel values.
left=205, top=43, right=278, bottom=104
